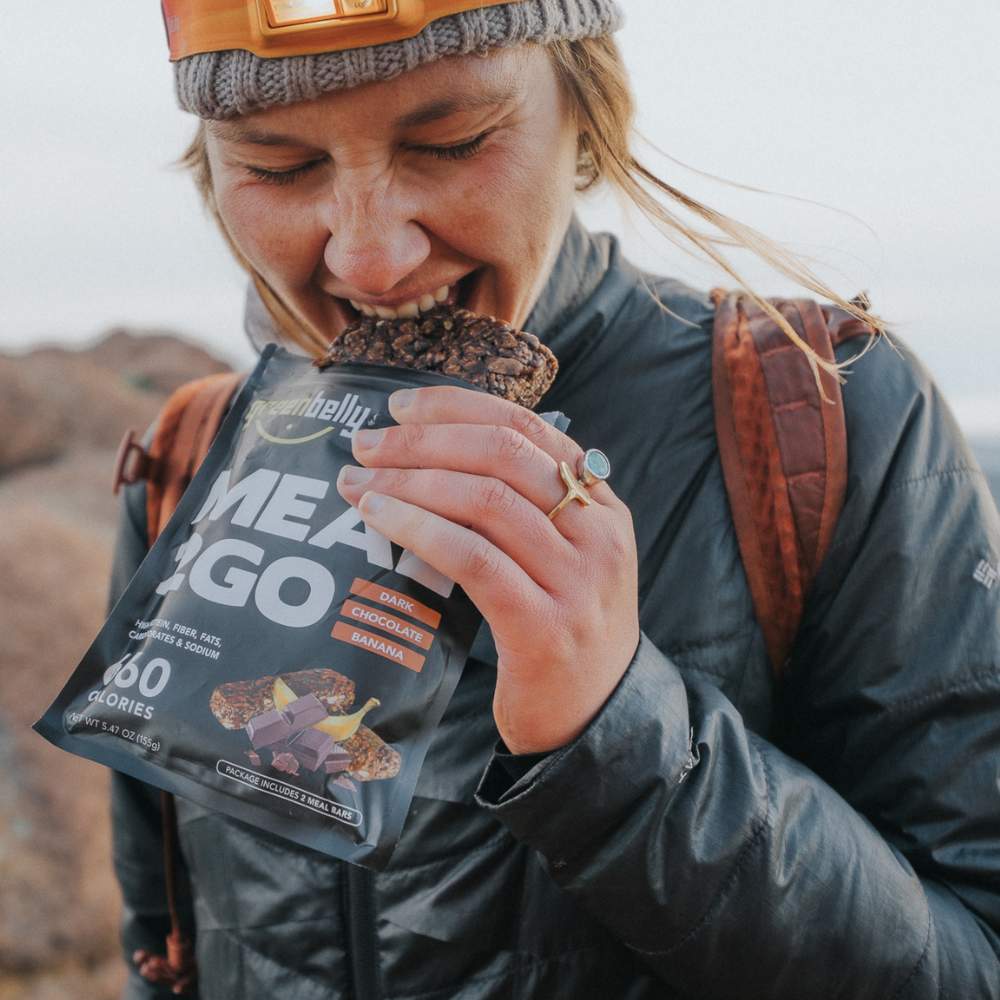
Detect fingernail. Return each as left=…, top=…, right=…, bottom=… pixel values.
left=338, top=466, right=374, bottom=486
left=390, top=388, right=417, bottom=411
left=359, top=492, right=387, bottom=514
left=354, top=428, right=385, bottom=450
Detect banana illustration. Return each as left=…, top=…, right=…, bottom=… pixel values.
left=311, top=697, right=381, bottom=742
left=273, top=676, right=379, bottom=742
left=272, top=675, right=296, bottom=711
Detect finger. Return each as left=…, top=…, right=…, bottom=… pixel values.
left=354, top=424, right=614, bottom=522
left=347, top=429, right=615, bottom=544
left=355, top=491, right=553, bottom=627
left=337, top=465, right=576, bottom=584
left=387, top=385, right=570, bottom=461
left=353, top=421, right=573, bottom=514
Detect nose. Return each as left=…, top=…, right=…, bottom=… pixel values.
left=322, top=174, right=431, bottom=297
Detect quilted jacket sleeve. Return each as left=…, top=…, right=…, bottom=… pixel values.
left=107, top=477, right=202, bottom=1000
left=477, top=340, right=1000, bottom=998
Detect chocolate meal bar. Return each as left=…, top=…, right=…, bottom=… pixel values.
left=211, top=668, right=355, bottom=729
left=340, top=725, right=402, bottom=781
left=318, top=305, right=558, bottom=409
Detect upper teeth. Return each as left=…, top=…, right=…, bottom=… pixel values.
left=350, top=285, right=451, bottom=320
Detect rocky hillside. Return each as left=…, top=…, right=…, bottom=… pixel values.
left=0, top=331, right=231, bottom=1000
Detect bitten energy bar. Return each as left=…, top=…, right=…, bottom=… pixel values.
left=34, top=347, right=504, bottom=870
left=318, top=305, right=558, bottom=408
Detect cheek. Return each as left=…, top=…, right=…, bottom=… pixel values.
left=443, top=141, right=576, bottom=260
left=213, top=182, right=321, bottom=283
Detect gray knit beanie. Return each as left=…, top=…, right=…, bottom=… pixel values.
left=175, top=0, right=623, bottom=119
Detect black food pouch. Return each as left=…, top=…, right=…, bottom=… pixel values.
left=34, top=346, right=488, bottom=870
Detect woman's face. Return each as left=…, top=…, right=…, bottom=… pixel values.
left=204, top=44, right=581, bottom=342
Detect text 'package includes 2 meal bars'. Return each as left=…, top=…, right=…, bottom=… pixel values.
left=33, top=342, right=540, bottom=869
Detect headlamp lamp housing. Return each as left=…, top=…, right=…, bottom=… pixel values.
left=161, top=0, right=526, bottom=60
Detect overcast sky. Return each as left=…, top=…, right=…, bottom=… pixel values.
left=2, top=1, right=997, bottom=426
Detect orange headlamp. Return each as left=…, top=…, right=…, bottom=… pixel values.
left=162, top=0, right=529, bottom=60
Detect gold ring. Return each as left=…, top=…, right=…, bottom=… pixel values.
left=547, top=462, right=592, bottom=519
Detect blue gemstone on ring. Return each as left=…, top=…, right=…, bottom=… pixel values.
left=581, top=448, right=611, bottom=484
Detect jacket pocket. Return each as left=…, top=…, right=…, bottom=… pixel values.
left=380, top=817, right=610, bottom=956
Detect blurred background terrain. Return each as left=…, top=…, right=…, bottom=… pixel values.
left=0, top=332, right=229, bottom=999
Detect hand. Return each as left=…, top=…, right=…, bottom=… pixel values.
left=336, top=385, right=640, bottom=754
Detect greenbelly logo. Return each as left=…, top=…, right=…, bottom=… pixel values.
left=245, top=391, right=373, bottom=444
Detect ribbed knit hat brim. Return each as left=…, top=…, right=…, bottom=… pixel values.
left=175, top=0, right=622, bottom=119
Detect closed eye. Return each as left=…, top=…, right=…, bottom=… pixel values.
left=244, top=159, right=326, bottom=185
left=413, top=131, right=490, bottom=161
left=242, top=129, right=490, bottom=181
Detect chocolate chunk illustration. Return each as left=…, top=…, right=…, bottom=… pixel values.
left=283, top=693, right=328, bottom=734
left=271, top=752, right=300, bottom=775
left=245, top=709, right=293, bottom=750
left=321, top=745, right=352, bottom=774
left=288, top=727, right=337, bottom=772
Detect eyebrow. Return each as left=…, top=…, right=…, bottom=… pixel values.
left=390, top=89, right=519, bottom=129
left=207, top=122, right=305, bottom=146
left=207, top=88, right=520, bottom=146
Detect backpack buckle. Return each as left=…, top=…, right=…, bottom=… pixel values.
left=113, top=429, right=153, bottom=496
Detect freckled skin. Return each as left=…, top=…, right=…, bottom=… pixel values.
left=205, top=46, right=581, bottom=343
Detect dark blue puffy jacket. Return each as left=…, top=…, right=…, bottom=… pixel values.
left=110, top=218, right=1000, bottom=999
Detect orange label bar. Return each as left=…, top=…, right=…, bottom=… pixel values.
left=349, top=578, right=441, bottom=628
left=332, top=622, right=426, bottom=672
left=340, top=600, right=434, bottom=650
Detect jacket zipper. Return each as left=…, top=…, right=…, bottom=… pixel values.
left=343, top=864, right=382, bottom=1000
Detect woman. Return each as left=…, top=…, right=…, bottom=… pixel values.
left=111, top=0, right=1000, bottom=996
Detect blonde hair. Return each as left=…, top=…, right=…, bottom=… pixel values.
left=182, top=36, right=883, bottom=370
left=546, top=37, right=881, bottom=385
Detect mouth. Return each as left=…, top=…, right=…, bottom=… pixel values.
left=340, top=273, right=476, bottom=324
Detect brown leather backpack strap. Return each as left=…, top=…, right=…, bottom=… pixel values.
left=112, top=369, right=241, bottom=995
left=711, top=290, right=872, bottom=675
left=132, top=790, right=199, bottom=995
left=146, top=372, right=243, bottom=545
